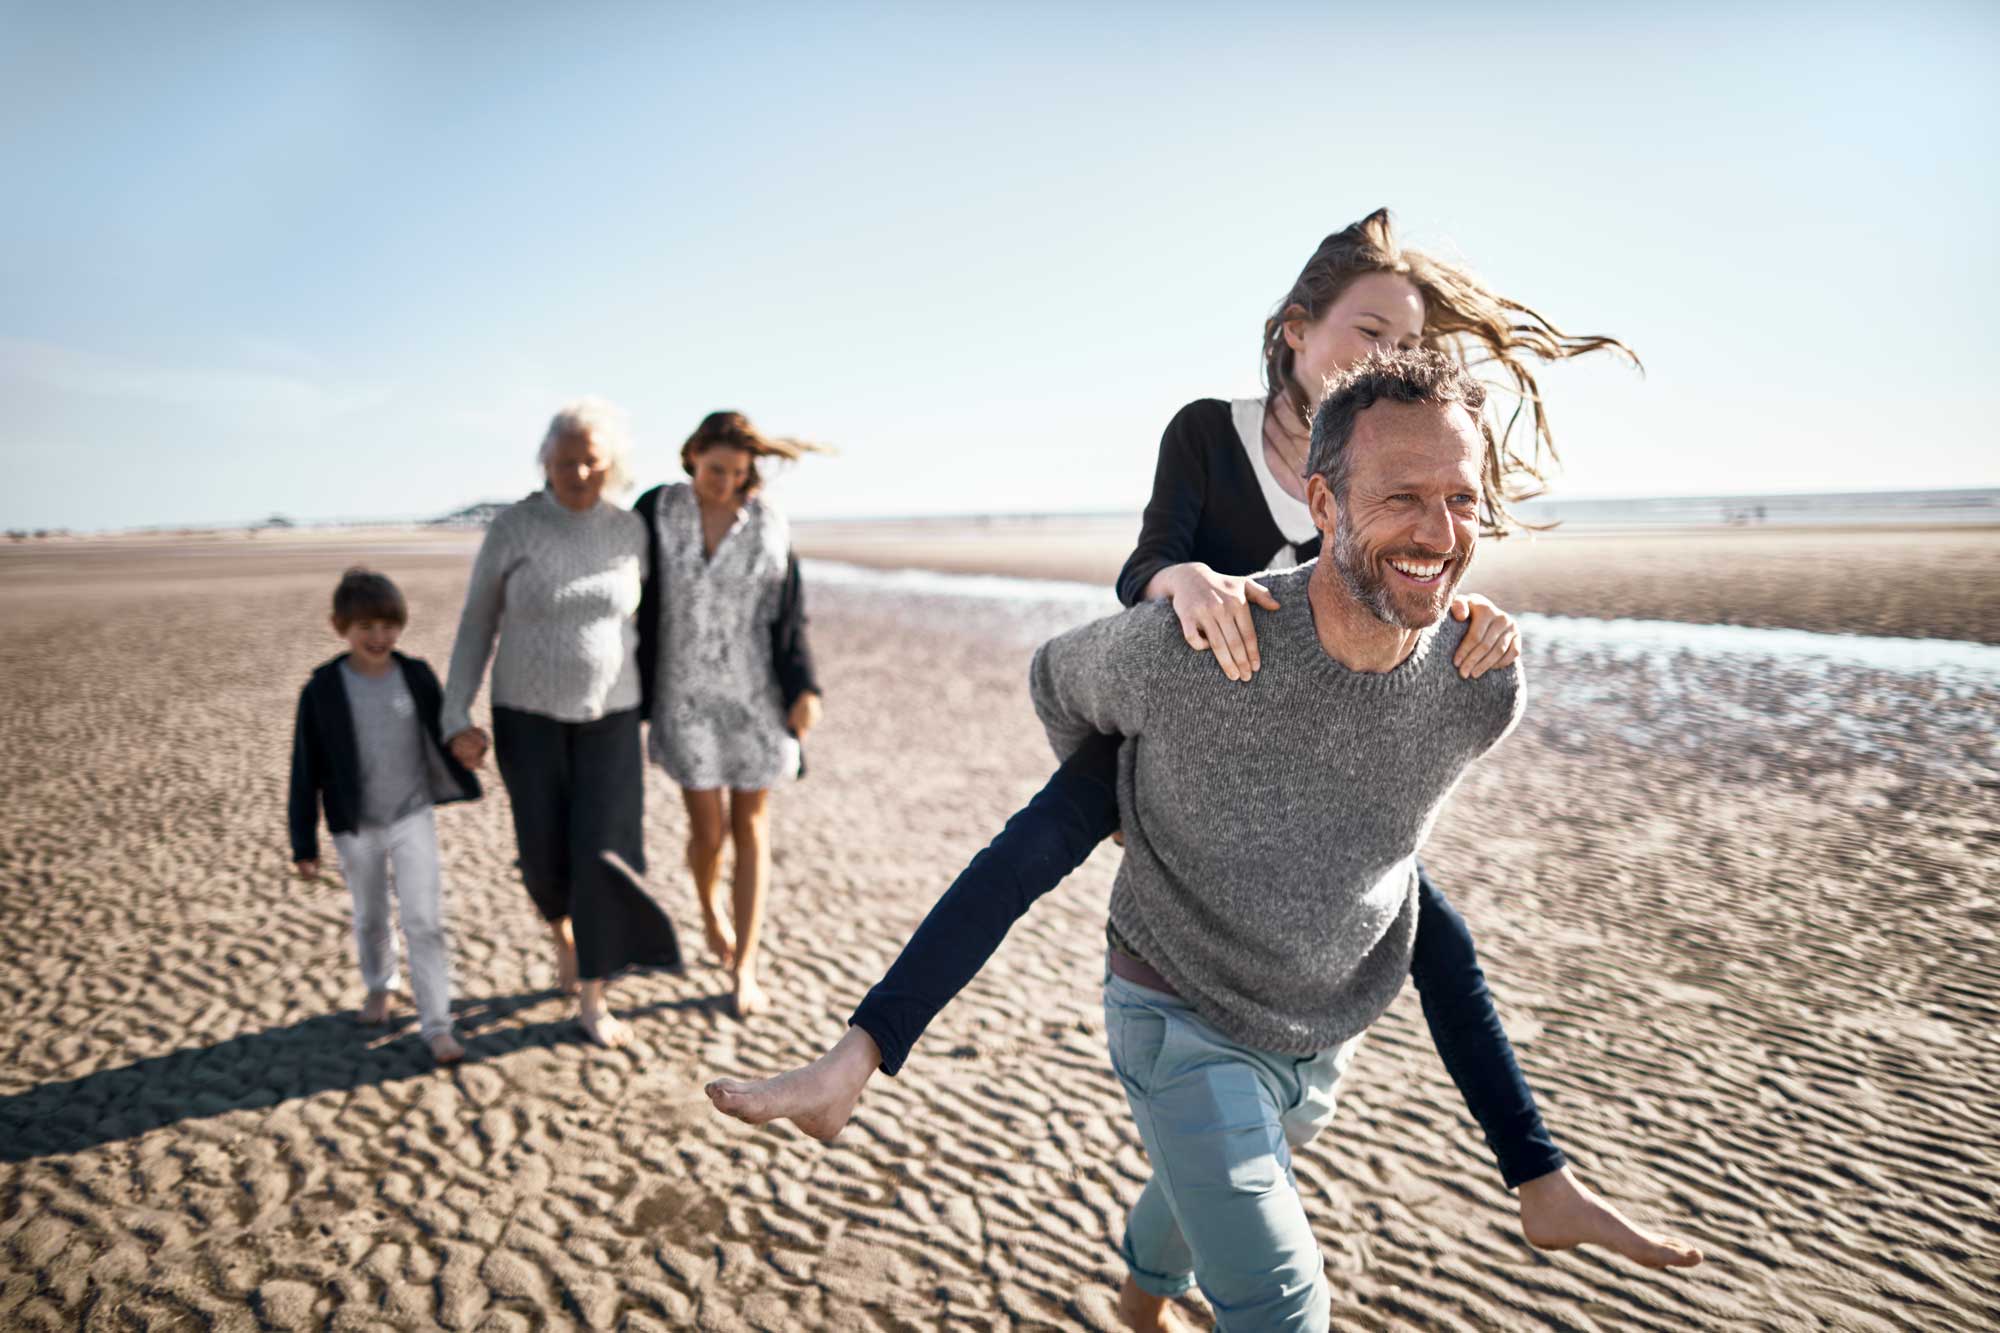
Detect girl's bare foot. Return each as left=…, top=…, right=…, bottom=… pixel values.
left=1519, top=1166, right=1704, bottom=1268
left=1117, top=1275, right=1201, bottom=1332
left=732, top=968, right=768, bottom=1019
left=549, top=918, right=580, bottom=996
left=359, top=990, right=393, bottom=1025
left=428, top=1030, right=466, bottom=1065
left=706, top=1025, right=879, bottom=1141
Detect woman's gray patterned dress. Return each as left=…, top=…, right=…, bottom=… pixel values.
left=647, top=483, right=801, bottom=791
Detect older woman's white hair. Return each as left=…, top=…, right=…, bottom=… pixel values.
left=537, top=397, right=635, bottom=494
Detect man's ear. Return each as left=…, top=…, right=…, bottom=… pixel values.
left=1306, top=473, right=1340, bottom=542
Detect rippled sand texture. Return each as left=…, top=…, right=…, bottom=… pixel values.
left=2, top=536, right=1997, bottom=1330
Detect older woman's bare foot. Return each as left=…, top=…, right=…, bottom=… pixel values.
left=579, top=979, right=631, bottom=1049
left=359, top=990, right=393, bottom=1025
left=1519, top=1167, right=1704, bottom=1268
left=579, top=1010, right=631, bottom=1048
left=549, top=917, right=581, bottom=996
left=706, top=1025, right=879, bottom=1141
left=1117, top=1276, right=1201, bottom=1332
left=428, top=1030, right=466, bottom=1065
left=732, top=968, right=768, bottom=1019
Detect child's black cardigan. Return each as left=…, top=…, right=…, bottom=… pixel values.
left=287, top=651, right=481, bottom=864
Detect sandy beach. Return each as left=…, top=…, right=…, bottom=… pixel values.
left=2, top=527, right=1997, bottom=1330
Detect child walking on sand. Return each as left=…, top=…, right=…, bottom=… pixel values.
left=289, top=568, right=482, bottom=1065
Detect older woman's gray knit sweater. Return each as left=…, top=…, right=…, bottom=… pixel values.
left=1029, top=561, right=1524, bottom=1056
left=441, top=490, right=648, bottom=740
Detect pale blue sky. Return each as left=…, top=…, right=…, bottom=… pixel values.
left=4, top=1, right=1995, bottom=530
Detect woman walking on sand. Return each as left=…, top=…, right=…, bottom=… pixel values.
left=635, top=411, right=825, bottom=1019
left=710, top=210, right=1700, bottom=1326
left=442, top=398, right=681, bottom=1049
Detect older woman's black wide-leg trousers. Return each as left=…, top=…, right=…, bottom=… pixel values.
left=491, top=705, right=681, bottom=980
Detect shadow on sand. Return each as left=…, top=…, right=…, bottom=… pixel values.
left=0, top=981, right=723, bottom=1163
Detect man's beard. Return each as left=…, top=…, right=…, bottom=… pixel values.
left=1330, top=510, right=1466, bottom=630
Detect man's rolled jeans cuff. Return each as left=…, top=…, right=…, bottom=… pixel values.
left=1121, top=1231, right=1196, bottom=1298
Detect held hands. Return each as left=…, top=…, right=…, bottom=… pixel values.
left=448, top=726, right=490, bottom=770
left=1449, top=594, right=1522, bottom=679
left=1166, top=563, right=1281, bottom=682
left=787, top=691, right=823, bottom=741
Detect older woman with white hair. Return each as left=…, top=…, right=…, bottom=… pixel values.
left=442, top=398, right=681, bottom=1047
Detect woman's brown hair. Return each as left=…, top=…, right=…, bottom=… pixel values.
left=1263, top=208, right=1638, bottom=533
left=680, top=411, right=830, bottom=499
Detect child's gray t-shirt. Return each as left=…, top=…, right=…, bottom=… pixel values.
left=341, top=662, right=432, bottom=829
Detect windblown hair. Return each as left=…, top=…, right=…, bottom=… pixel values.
left=1307, top=349, right=1514, bottom=532
left=680, top=410, right=831, bottom=499
left=331, top=567, right=407, bottom=630
left=537, top=397, right=634, bottom=494
left=1264, top=208, right=1637, bottom=530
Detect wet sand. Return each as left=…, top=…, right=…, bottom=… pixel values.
left=795, top=518, right=2000, bottom=644
left=1, top=531, right=1996, bottom=1330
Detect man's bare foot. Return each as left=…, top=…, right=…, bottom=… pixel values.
left=428, top=1030, right=466, bottom=1065
left=549, top=918, right=580, bottom=996
left=1117, top=1275, right=1200, bottom=1332
left=1519, top=1166, right=1704, bottom=1268
left=359, top=990, right=393, bottom=1025
left=706, top=1025, right=879, bottom=1142
left=699, top=899, right=736, bottom=969
left=732, top=969, right=768, bottom=1019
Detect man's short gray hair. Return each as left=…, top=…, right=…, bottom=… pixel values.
left=1307, top=349, right=1507, bottom=529
left=537, top=397, right=634, bottom=494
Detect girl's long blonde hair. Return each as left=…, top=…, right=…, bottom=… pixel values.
left=1263, top=208, right=1638, bottom=533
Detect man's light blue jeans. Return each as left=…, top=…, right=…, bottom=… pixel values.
left=1103, top=970, right=1359, bottom=1332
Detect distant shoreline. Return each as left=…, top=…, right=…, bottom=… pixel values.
left=7, top=484, right=1995, bottom=542
left=7, top=510, right=1997, bottom=645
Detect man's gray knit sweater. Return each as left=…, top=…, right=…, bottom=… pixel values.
left=1028, top=561, right=1524, bottom=1056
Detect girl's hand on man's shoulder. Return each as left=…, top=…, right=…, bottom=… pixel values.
left=1449, top=594, right=1521, bottom=680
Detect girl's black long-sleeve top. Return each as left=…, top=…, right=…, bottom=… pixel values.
left=1115, top=399, right=1322, bottom=608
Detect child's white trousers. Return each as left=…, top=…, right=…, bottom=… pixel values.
left=332, top=807, right=453, bottom=1038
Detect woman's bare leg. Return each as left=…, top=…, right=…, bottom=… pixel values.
left=707, top=1025, right=879, bottom=1140
left=548, top=916, right=580, bottom=996
left=727, top=788, right=771, bottom=1017
left=679, top=787, right=735, bottom=967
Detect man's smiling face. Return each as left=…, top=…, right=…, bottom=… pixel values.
left=1321, top=398, right=1484, bottom=630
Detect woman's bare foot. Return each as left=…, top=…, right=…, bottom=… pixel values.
left=549, top=918, right=580, bottom=996
left=732, top=968, right=768, bottom=1019
left=428, top=1030, right=466, bottom=1065
left=706, top=1025, right=879, bottom=1141
left=1117, top=1275, right=1201, bottom=1332
left=1519, top=1166, right=1704, bottom=1268
left=578, top=979, right=630, bottom=1049
left=699, top=897, right=737, bottom=969
left=359, top=990, right=393, bottom=1025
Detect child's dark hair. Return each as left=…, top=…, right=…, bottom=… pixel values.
left=332, top=567, right=408, bottom=630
